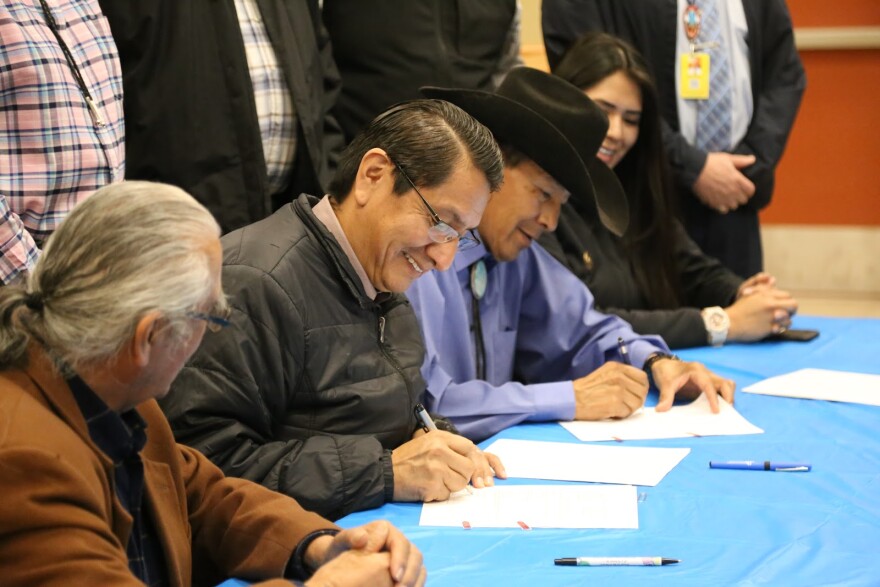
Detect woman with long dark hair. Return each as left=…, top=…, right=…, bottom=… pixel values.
left=539, top=32, right=797, bottom=349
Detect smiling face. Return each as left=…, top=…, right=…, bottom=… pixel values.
left=341, top=149, right=491, bottom=293
left=584, top=71, right=643, bottom=170
left=478, top=158, right=570, bottom=263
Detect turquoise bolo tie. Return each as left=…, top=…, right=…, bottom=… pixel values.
left=470, top=259, right=488, bottom=380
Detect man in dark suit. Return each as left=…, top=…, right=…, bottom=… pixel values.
left=542, top=0, right=806, bottom=278
left=100, top=0, right=345, bottom=233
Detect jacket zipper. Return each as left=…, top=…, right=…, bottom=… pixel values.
left=376, top=311, right=413, bottom=416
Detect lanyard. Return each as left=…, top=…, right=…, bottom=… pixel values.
left=37, top=0, right=105, bottom=127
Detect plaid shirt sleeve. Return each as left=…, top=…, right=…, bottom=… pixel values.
left=0, top=196, right=39, bottom=284
left=0, top=0, right=125, bottom=284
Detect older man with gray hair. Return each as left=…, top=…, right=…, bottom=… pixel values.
left=0, top=181, right=424, bottom=586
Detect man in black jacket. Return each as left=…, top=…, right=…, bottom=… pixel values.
left=100, top=0, right=345, bottom=233
left=161, top=100, right=506, bottom=520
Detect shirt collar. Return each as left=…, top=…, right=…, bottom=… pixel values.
left=312, top=195, right=380, bottom=300
left=452, top=238, right=492, bottom=273
left=67, top=375, right=147, bottom=464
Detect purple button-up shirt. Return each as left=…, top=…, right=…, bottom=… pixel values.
left=406, top=239, right=669, bottom=441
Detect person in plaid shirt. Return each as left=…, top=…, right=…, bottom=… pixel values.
left=0, top=0, right=124, bottom=285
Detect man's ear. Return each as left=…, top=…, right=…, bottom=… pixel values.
left=130, top=310, right=164, bottom=368
left=351, top=148, right=395, bottom=207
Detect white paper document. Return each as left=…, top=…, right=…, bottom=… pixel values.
left=419, top=484, right=638, bottom=529
left=483, top=438, right=689, bottom=486
left=743, top=368, right=880, bottom=406
left=559, top=395, right=763, bottom=442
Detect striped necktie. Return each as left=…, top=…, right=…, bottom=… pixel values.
left=695, top=0, right=732, bottom=152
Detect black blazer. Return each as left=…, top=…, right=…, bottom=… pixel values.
left=100, top=0, right=346, bottom=233
left=539, top=203, right=742, bottom=349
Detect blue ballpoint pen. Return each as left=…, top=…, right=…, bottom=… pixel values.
left=709, top=461, right=812, bottom=472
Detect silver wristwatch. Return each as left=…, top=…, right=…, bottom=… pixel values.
left=701, top=306, right=730, bottom=346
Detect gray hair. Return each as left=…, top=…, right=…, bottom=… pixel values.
left=0, top=181, right=223, bottom=374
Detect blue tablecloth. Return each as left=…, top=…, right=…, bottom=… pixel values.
left=334, top=315, right=880, bottom=587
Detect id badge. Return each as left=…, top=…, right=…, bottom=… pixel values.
left=680, top=52, right=710, bottom=100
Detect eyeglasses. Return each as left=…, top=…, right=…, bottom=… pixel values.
left=394, top=163, right=481, bottom=251
left=186, top=304, right=232, bottom=333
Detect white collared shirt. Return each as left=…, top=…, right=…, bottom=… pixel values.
left=675, top=0, right=753, bottom=151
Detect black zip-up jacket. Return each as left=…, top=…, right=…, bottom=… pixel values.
left=99, top=0, right=345, bottom=233
left=160, top=195, right=425, bottom=520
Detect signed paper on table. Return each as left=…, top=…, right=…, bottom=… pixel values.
left=560, top=395, right=763, bottom=442
left=419, top=484, right=638, bottom=529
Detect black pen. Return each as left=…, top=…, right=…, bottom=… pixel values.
left=413, top=403, right=438, bottom=433
left=617, top=337, right=631, bottom=366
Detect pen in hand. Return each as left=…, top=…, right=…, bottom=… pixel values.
left=414, top=402, right=476, bottom=494
left=617, top=337, right=631, bottom=366
left=414, top=403, right=438, bottom=433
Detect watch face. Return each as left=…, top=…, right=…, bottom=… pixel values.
left=705, top=308, right=730, bottom=332
left=709, top=313, right=726, bottom=329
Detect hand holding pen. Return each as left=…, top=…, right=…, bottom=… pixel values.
left=388, top=404, right=507, bottom=501
left=414, top=403, right=439, bottom=433
left=617, top=337, right=632, bottom=366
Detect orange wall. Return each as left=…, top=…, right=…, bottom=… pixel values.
left=762, top=2, right=880, bottom=225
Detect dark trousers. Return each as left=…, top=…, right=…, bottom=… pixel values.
left=683, top=201, right=763, bottom=279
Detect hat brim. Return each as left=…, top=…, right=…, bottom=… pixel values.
left=423, top=86, right=627, bottom=237
left=585, top=159, right=628, bottom=237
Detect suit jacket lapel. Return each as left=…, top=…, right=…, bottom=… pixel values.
left=144, top=459, right=188, bottom=587
left=21, top=348, right=135, bottom=555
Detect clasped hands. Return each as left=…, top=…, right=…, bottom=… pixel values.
left=693, top=152, right=756, bottom=214
left=727, top=272, right=799, bottom=340
left=305, top=520, right=425, bottom=587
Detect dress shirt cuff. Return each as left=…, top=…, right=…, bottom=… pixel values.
left=285, top=528, right=341, bottom=580
left=629, top=340, right=670, bottom=369
left=527, top=381, right=576, bottom=422
left=381, top=450, right=395, bottom=503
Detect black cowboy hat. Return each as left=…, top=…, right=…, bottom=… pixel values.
left=422, top=66, right=628, bottom=236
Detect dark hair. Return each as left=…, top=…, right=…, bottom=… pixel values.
left=499, top=143, right=528, bottom=168
left=554, top=32, right=682, bottom=308
left=327, top=99, right=503, bottom=201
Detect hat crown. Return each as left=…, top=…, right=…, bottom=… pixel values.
left=420, top=67, right=629, bottom=236
left=495, top=67, right=608, bottom=162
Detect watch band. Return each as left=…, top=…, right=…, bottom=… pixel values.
left=643, top=352, right=681, bottom=389
left=286, top=528, right=341, bottom=579
left=701, top=306, right=730, bottom=346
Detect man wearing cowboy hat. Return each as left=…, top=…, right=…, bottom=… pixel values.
left=407, top=67, right=736, bottom=442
